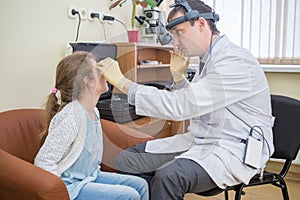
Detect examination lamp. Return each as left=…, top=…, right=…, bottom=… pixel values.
left=166, top=0, right=219, bottom=31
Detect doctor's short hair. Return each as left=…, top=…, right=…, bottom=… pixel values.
left=167, top=0, right=220, bottom=34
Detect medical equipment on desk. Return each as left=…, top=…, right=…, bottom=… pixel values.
left=136, top=1, right=173, bottom=45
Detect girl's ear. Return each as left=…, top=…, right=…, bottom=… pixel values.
left=83, top=76, right=93, bottom=88
left=83, top=76, right=89, bottom=85
left=84, top=76, right=96, bottom=90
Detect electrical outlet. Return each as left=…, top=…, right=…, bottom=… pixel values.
left=88, top=9, right=94, bottom=21
left=79, top=8, right=87, bottom=20
left=67, top=5, right=77, bottom=19
left=88, top=9, right=100, bottom=21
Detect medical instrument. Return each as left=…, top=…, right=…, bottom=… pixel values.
left=166, top=0, right=219, bottom=31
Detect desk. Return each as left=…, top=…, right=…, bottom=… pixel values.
left=122, top=117, right=189, bottom=139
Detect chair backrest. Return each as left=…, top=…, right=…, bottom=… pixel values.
left=271, top=95, right=300, bottom=160
left=0, top=109, right=46, bottom=163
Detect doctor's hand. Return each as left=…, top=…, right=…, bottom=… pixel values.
left=170, top=49, right=190, bottom=82
left=97, top=57, right=132, bottom=93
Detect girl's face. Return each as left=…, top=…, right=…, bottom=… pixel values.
left=91, top=59, right=109, bottom=96
left=96, top=74, right=109, bottom=95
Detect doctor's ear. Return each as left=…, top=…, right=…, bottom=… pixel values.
left=196, top=17, right=207, bottom=31
left=196, top=17, right=208, bottom=29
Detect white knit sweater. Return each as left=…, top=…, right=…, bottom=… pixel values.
left=34, top=100, right=87, bottom=177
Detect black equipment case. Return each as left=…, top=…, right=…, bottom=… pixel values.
left=97, top=92, right=142, bottom=124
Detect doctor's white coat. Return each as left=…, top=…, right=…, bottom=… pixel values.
left=128, top=34, right=274, bottom=188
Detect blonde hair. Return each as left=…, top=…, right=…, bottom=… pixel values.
left=39, top=51, right=96, bottom=145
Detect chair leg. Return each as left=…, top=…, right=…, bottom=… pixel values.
left=282, top=187, right=290, bottom=200
left=224, top=190, right=229, bottom=200
left=234, top=185, right=245, bottom=200
left=276, top=176, right=289, bottom=200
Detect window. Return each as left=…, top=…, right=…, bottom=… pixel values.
left=162, top=0, right=300, bottom=65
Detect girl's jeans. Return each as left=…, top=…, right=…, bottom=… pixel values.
left=75, top=171, right=149, bottom=200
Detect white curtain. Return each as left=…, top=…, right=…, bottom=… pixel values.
left=163, top=0, right=300, bottom=64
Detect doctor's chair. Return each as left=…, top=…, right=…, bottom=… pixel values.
left=196, top=94, right=300, bottom=200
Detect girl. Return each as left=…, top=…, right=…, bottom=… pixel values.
left=34, top=51, right=148, bottom=200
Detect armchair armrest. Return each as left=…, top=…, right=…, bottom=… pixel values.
left=0, top=149, right=69, bottom=200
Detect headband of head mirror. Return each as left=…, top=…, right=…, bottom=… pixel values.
left=166, top=0, right=219, bottom=31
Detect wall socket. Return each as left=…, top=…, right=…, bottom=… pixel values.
left=88, top=9, right=104, bottom=22
left=67, top=5, right=87, bottom=20
left=67, top=5, right=77, bottom=19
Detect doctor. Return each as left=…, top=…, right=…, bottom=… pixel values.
left=98, top=0, right=274, bottom=199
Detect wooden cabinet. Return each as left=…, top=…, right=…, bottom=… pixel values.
left=114, top=42, right=188, bottom=138
left=115, top=42, right=173, bottom=83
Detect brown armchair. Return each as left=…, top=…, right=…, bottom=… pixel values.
left=0, top=109, right=153, bottom=200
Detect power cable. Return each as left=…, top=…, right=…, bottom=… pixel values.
left=71, top=9, right=81, bottom=42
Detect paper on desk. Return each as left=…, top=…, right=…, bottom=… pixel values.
left=145, top=132, right=194, bottom=154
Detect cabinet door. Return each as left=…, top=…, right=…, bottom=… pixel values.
left=116, top=43, right=138, bottom=81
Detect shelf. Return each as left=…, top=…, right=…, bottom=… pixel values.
left=138, top=64, right=170, bottom=68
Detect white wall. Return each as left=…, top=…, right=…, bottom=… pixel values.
left=0, top=0, right=135, bottom=111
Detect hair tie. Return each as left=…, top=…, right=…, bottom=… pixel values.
left=52, top=87, right=58, bottom=94
left=51, top=87, right=62, bottom=105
